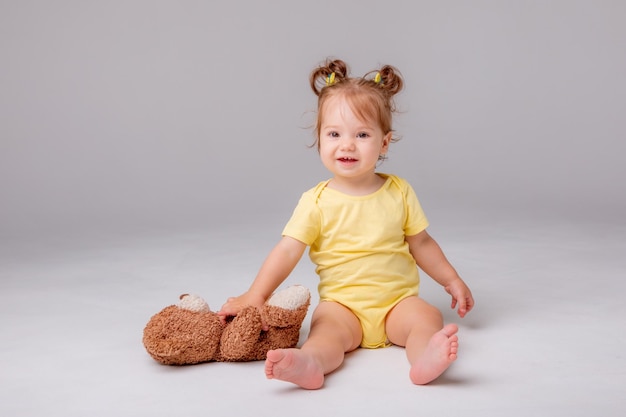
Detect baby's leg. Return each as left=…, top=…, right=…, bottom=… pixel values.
left=386, top=296, right=458, bottom=385
left=265, top=301, right=362, bottom=389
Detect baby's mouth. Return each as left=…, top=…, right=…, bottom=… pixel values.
left=338, top=157, right=358, bottom=162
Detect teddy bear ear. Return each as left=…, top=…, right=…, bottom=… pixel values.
left=263, top=285, right=311, bottom=329
left=178, top=294, right=211, bottom=312
left=267, top=285, right=311, bottom=310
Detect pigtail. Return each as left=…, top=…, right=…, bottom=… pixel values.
left=379, top=65, right=403, bottom=96
left=368, top=65, right=404, bottom=98
left=309, top=59, right=349, bottom=96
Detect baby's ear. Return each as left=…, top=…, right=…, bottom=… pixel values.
left=382, top=132, right=392, bottom=150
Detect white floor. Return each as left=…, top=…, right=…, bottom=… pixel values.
left=1, top=209, right=625, bottom=417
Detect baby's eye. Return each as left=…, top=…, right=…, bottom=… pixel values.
left=357, top=132, right=370, bottom=139
left=328, top=131, right=340, bottom=138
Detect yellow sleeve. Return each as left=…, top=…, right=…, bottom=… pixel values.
left=281, top=190, right=321, bottom=245
left=399, top=177, right=430, bottom=236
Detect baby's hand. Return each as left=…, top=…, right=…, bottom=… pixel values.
left=444, top=278, right=475, bottom=318
left=218, top=291, right=267, bottom=327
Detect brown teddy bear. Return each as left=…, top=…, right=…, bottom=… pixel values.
left=143, top=285, right=310, bottom=365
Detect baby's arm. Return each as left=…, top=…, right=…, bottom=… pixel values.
left=218, top=236, right=307, bottom=319
left=406, top=230, right=475, bottom=318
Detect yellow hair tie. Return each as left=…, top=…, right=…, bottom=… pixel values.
left=374, top=72, right=382, bottom=84
left=326, top=72, right=336, bottom=86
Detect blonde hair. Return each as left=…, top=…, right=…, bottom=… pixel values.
left=309, top=58, right=404, bottom=151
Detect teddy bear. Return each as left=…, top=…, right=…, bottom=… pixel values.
left=143, top=285, right=311, bottom=365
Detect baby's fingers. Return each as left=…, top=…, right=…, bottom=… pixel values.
left=450, top=294, right=466, bottom=317
left=218, top=298, right=240, bottom=318
left=457, top=296, right=474, bottom=318
left=458, top=302, right=468, bottom=318
left=464, top=296, right=475, bottom=314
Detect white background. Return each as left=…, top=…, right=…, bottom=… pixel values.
left=2, top=0, right=624, bottom=235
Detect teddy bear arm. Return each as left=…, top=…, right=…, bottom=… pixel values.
left=219, top=306, right=265, bottom=361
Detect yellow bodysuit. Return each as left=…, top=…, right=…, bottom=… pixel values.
left=282, top=174, right=429, bottom=348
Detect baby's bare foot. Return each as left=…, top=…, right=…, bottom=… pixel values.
left=265, top=349, right=324, bottom=390
left=409, top=323, right=459, bottom=385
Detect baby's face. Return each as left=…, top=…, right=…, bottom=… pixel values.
left=318, top=96, right=390, bottom=181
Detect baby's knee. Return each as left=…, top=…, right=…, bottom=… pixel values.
left=422, top=303, right=443, bottom=323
